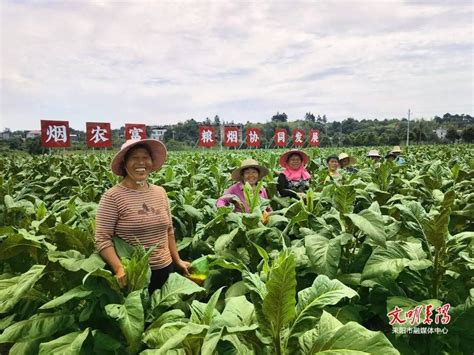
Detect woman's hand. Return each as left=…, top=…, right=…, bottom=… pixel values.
left=115, top=266, right=127, bottom=289
left=175, top=259, right=191, bottom=277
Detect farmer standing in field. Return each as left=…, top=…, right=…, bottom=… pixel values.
left=325, top=155, right=341, bottom=181
left=387, top=145, right=406, bottom=165
left=338, top=152, right=358, bottom=173
left=95, top=139, right=191, bottom=294
left=277, top=149, right=311, bottom=198
left=367, top=149, right=382, bottom=162
left=216, top=158, right=271, bottom=214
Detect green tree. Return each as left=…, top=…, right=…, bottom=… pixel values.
left=8, top=137, right=23, bottom=151
left=461, top=125, right=474, bottom=143
left=26, top=136, right=43, bottom=155
left=271, top=112, right=288, bottom=122
left=446, top=126, right=459, bottom=143
left=304, top=112, right=315, bottom=122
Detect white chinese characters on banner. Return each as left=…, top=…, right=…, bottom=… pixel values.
left=226, top=130, right=238, bottom=143
left=129, top=127, right=144, bottom=140
left=46, top=125, right=68, bottom=143
left=201, top=129, right=214, bottom=143
left=249, top=130, right=260, bottom=143
left=277, top=131, right=286, bottom=143
left=90, top=126, right=109, bottom=143
left=247, top=128, right=261, bottom=147
left=311, top=131, right=319, bottom=143
left=294, top=131, right=303, bottom=143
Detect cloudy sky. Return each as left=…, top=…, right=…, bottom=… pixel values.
left=1, top=0, right=473, bottom=131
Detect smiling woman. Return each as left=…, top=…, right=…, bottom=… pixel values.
left=95, top=139, right=191, bottom=294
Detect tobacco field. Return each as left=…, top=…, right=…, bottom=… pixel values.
left=0, top=145, right=473, bottom=355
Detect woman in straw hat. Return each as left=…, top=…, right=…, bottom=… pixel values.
left=95, top=139, right=191, bottom=294
left=216, top=158, right=271, bottom=213
left=277, top=149, right=311, bottom=198
left=367, top=149, right=382, bottom=162
left=388, top=145, right=406, bottom=165
left=338, top=152, right=358, bottom=173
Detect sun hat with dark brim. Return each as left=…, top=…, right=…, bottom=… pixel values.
left=231, top=158, right=269, bottom=181
left=111, top=139, right=167, bottom=176
left=367, top=150, right=381, bottom=158
left=279, top=149, right=309, bottom=168
left=338, top=152, right=357, bottom=165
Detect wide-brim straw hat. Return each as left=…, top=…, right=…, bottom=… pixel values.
left=111, top=139, right=167, bottom=176
left=391, top=145, right=402, bottom=153
left=338, top=152, right=357, bottom=165
left=367, top=149, right=381, bottom=158
left=231, top=158, right=269, bottom=181
left=279, top=149, right=309, bottom=168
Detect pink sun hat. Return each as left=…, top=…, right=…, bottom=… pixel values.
left=111, top=139, right=167, bottom=176
left=279, top=149, right=309, bottom=168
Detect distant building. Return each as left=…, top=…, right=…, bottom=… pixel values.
left=150, top=126, right=167, bottom=141
left=26, top=130, right=41, bottom=139
left=1, top=129, right=11, bottom=140
left=434, top=128, right=447, bottom=140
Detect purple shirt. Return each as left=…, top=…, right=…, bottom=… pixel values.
left=216, top=182, right=270, bottom=213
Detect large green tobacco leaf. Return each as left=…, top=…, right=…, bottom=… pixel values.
left=0, top=313, right=76, bottom=343
left=105, top=290, right=144, bottom=353
left=423, top=190, right=455, bottom=249
left=142, top=321, right=188, bottom=349
left=8, top=340, right=41, bottom=355
left=262, top=252, right=296, bottom=347
left=122, top=243, right=156, bottom=292
left=39, top=285, right=93, bottom=310
left=150, top=273, right=204, bottom=315
left=298, top=311, right=399, bottom=355
left=346, top=208, right=387, bottom=248
left=220, top=296, right=256, bottom=330
left=0, top=264, right=45, bottom=313
left=151, top=323, right=208, bottom=354
left=47, top=250, right=105, bottom=273
left=362, top=241, right=432, bottom=284
left=290, top=275, right=358, bottom=337
left=332, top=185, right=356, bottom=215
left=305, top=234, right=341, bottom=278
left=38, top=328, right=90, bottom=355
left=0, top=233, right=44, bottom=261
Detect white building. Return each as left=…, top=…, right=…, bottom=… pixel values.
left=150, top=128, right=167, bottom=141
left=434, top=128, right=447, bottom=140
left=1, top=129, right=11, bottom=140
left=26, top=130, right=41, bottom=139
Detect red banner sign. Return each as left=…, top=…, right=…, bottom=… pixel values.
left=125, top=123, right=147, bottom=140
left=41, top=120, right=70, bottom=148
left=246, top=128, right=261, bottom=147
left=86, top=122, right=112, bottom=148
left=224, top=127, right=240, bottom=147
left=292, top=129, right=305, bottom=147
left=275, top=128, right=287, bottom=147
left=198, top=126, right=216, bottom=147
left=309, top=129, right=320, bottom=147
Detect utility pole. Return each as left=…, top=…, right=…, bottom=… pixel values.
left=406, top=109, right=411, bottom=147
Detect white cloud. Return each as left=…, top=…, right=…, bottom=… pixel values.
left=1, top=0, right=472, bottom=130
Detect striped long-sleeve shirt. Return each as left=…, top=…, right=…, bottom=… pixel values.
left=95, top=183, right=173, bottom=270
